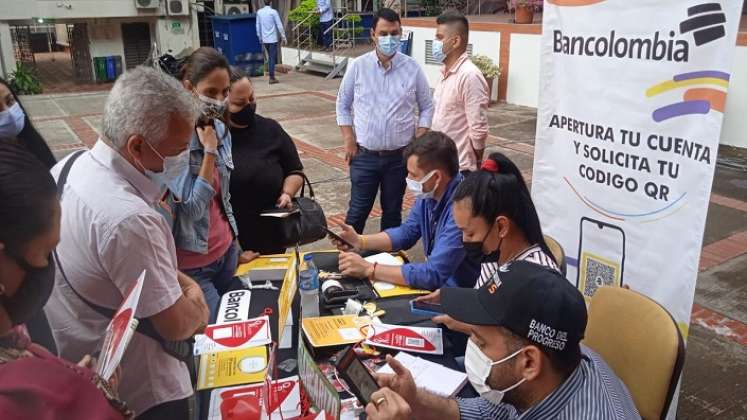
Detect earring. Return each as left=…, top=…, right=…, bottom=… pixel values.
left=0, top=283, right=5, bottom=295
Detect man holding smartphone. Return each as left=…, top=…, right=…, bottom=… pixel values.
left=372, top=261, right=640, bottom=420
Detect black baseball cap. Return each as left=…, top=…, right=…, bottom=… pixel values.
left=441, top=260, right=587, bottom=356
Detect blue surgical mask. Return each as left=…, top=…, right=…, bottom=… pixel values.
left=136, top=141, right=189, bottom=198
left=0, top=102, right=26, bottom=138
left=432, top=40, right=447, bottom=63
left=377, top=35, right=401, bottom=57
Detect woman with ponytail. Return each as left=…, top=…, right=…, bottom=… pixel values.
left=417, top=152, right=558, bottom=304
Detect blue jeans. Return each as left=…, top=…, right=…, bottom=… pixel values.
left=264, top=42, right=278, bottom=79
left=182, top=243, right=240, bottom=323
left=319, top=20, right=332, bottom=48
left=345, top=149, right=407, bottom=234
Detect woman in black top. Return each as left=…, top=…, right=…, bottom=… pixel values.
left=0, top=78, right=56, bottom=168
left=227, top=68, right=304, bottom=254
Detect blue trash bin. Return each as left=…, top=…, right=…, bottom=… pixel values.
left=105, top=56, right=116, bottom=81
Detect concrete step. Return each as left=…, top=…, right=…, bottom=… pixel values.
left=300, top=62, right=335, bottom=75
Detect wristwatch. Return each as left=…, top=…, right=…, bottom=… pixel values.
left=204, top=146, right=218, bottom=156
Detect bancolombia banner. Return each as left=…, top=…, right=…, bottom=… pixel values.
left=532, top=0, right=742, bottom=336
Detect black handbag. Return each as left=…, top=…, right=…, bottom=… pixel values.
left=275, top=172, right=327, bottom=248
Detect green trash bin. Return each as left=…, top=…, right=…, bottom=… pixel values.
left=94, top=57, right=107, bottom=83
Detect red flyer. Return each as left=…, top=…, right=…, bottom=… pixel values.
left=365, top=323, right=444, bottom=355
left=195, top=316, right=272, bottom=355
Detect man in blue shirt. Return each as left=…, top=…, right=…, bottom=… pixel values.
left=332, top=131, right=479, bottom=291
left=336, top=8, right=434, bottom=234
left=256, top=0, right=287, bottom=84
left=369, top=261, right=641, bottom=420
left=316, top=0, right=334, bottom=49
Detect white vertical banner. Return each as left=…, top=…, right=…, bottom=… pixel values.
left=533, top=0, right=742, bottom=346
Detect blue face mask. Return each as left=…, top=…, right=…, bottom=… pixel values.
left=377, top=35, right=401, bottom=57
left=133, top=140, right=189, bottom=198
left=431, top=40, right=447, bottom=63
left=0, top=102, right=26, bottom=138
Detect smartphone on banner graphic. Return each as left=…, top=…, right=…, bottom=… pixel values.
left=576, top=217, right=625, bottom=298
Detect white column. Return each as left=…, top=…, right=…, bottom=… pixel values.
left=0, top=22, right=18, bottom=78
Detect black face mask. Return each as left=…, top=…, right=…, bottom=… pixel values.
left=1, top=253, right=56, bottom=326
left=230, top=102, right=257, bottom=127
left=463, top=223, right=502, bottom=263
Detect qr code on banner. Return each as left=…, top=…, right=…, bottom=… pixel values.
left=581, top=253, right=618, bottom=297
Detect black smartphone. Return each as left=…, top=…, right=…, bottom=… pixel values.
left=323, top=226, right=356, bottom=250
left=410, top=300, right=444, bottom=317
left=334, top=346, right=380, bottom=406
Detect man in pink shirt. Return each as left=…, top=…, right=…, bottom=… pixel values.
left=431, top=11, right=490, bottom=173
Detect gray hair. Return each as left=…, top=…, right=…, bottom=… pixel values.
left=102, top=66, right=199, bottom=148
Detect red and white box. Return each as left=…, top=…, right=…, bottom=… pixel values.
left=208, top=376, right=302, bottom=420
left=195, top=316, right=272, bottom=356
left=365, top=323, right=444, bottom=355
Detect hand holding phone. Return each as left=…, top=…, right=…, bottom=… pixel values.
left=335, top=346, right=380, bottom=405
left=410, top=300, right=443, bottom=317
left=324, top=225, right=357, bottom=251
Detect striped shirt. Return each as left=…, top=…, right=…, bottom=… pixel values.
left=457, top=346, right=641, bottom=420
left=476, top=244, right=559, bottom=288
left=336, top=51, right=434, bottom=151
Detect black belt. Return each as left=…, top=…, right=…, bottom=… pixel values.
left=358, top=145, right=406, bottom=157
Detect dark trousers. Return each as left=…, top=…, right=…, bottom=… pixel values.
left=319, top=20, right=333, bottom=48
left=182, top=243, right=239, bottom=324
left=264, top=42, right=278, bottom=79
left=345, top=149, right=407, bottom=234
left=136, top=396, right=192, bottom=420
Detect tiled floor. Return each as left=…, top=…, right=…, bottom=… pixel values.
left=19, top=70, right=747, bottom=419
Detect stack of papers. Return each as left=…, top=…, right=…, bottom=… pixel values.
left=364, top=253, right=430, bottom=298
left=377, top=352, right=468, bottom=397
left=207, top=376, right=302, bottom=420
left=197, top=346, right=269, bottom=390
left=365, top=322, right=444, bottom=355
left=194, top=316, right=272, bottom=356
left=96, top=270, right=145, bottom=380
left=301, top=315, right=369, bottom=348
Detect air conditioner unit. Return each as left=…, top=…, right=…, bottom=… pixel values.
left=167, top=0, right=190, bottom=15
left=223, top=4, right=250, bottom=15
left=135, top=0, right=159, bottom=8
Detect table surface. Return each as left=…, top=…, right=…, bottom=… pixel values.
left=198, top=251, right=475, bottom=419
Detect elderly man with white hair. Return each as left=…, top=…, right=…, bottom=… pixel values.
left=45, top=66, right=209, bottom=419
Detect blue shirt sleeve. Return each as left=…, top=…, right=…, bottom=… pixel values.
left=384, top=199, right=423, bottom=252
left=273, top=10, right=286, bottom=41
left=398, top=206, right=467, bottom=290
left=457, top=397, right=517, bottom=420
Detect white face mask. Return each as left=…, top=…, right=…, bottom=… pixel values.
left=465, top=339, right=527, bottom=405
left=196, top=92, right=227, bottom=119
left=406, top=170, right=438, bottom=200
left=0, top=102, right=26, bottom=138
left=135, top=140, right=189, bottom=198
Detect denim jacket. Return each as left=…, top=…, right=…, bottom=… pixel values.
left=168, top=119, right=239, bottom=254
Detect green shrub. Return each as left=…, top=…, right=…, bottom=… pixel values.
left=9, top=62, right=42, bottom=95
left=288, top=0, right=363, bottom=44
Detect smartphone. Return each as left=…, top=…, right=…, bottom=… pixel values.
left=334, top=345, right=379, bottom=406
left=576, top=217, right=626, bottom=298
left=410, top=300, right=443, bottom=317
left=323, top=226, right=356, bottom=250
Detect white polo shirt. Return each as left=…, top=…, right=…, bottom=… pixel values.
left=45, top=140, right=192, bottom=415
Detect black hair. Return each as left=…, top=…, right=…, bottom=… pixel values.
left=453, top=152, right=556, bottom=264
left=264, top=0, right=272, bottom=5
left=229, top=66, right=250, bottom=84
left=180, top=47, right=230, bottom=85
left=0, top=140, right=58, bottom=254
left=0, top=78, right=57, bottom=169
left=372, top=8, right=401, bottom=32
left=436, top=9, right=469, bottom=39
left=403, top=131, right=459, bottom=177
left=501, top=327, right=581, bottom=378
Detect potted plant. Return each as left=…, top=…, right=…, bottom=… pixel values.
left=510, top=0, right=543, bottom=24
left=471, top=55, right=500, bottom=105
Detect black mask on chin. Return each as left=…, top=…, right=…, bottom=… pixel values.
left=1, top=253, right=56, bottom=326
left=230, top=102, right=257, bottom=127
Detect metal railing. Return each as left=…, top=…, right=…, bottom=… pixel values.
left=323, top=10, right=358, bottom=65
left=291, top=13, right=315, bottom=68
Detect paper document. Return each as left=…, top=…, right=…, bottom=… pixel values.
left=96, top=270, right=145, bottom=380
left=364, top=252, right=403, bottom=266
left=365, top=323, right=444, bottom=355
left=207, top=376, right=302, bottom=420
left=377, top=352, right=467, bottom=397
left=301, top=315, right=370, bottom=348
left=194, top=316, right=272, bottom=355
left=198, top=346, right=269, bottom=390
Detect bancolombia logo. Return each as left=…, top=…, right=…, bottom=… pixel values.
left=553, top=29, right=690, bottom=62
left=551, top=1, right=729, bottom=63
